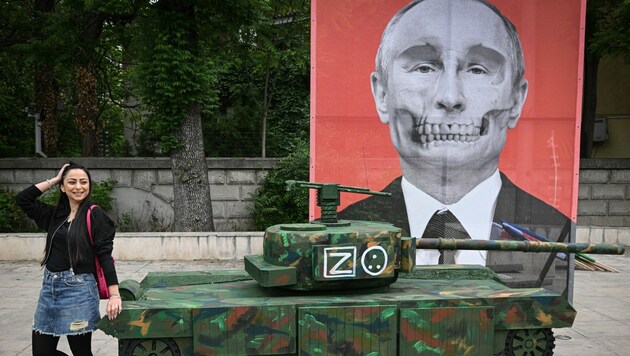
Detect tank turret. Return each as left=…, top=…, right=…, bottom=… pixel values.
left=245, top=181, right=624, bottom=291
left=244, top=181, right=408, bottom=290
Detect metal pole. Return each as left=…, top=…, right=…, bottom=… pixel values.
left=25, top=106, right=47, bottom=158
left=35, top=113, right=47, bottom=158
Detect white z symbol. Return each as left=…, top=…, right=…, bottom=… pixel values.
left=323, top=246, right=356, bottom=278
left=328, top=252, right=353, bottom=275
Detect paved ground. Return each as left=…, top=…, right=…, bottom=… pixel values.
left=1, top=254, right=628, bottom=355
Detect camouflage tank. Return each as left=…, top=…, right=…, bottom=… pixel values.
left=98, top=181, right=625, bottom=356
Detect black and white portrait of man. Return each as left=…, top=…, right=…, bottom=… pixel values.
left=338, top=0, right=572, bottom=288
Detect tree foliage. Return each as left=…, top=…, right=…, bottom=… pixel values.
left=131, top=1, right=214, bottom=153
left=587, top=0, right=630, bottom=60
left=0, top=0, right=310, bottom=160
left=0, top=51, right=34, bottom=156
left=581, top=0, right=630, bottom=157
left=250, top=141, right=309, bottom=230
left=0, top=0, right=133, bottom=157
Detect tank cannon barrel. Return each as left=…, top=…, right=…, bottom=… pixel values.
left=416, top=238, right=625, bottom=255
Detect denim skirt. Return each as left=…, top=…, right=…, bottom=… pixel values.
left=33, top=268, right=101, bottom=336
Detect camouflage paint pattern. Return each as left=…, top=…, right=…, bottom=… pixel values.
left=97, top=210, right=623, bottom=355
left=403, top=264, right=504, bottom=283
left=260, top=221, right=405, bottom=290
left=399, top=306, right=494, bottom=355
left=299, top=305, right=397, bottom=355
left=141, top=270, right=252, bottom=289
left=400, top=237, right=415, bottom=273
left=251, top=220, right=623, bottom=291
left=98, top=266, right=576, bottom=355
left=244, top=255, right=296, bottom=288
left=118, top=279, right=141, bottom=301
left=193, top=305, right=295, bottom=355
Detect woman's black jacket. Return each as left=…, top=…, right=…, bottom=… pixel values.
left=15, top=185, right=118, bottom=286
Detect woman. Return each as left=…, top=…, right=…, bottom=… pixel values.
left=15, top=162, right=121, bottom=356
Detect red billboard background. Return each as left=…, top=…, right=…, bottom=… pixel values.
left=310, top=0, right=585, bottom=222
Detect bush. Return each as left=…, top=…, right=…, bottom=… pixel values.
left=0, top=180, right=116, bottom=233
left=0, top=189, right=32, bottom=232
left=250, top=142, right=309, bottom=230
left=38, top=179, right=116, bottom=211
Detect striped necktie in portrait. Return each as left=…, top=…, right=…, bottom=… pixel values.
left=421, top=209, right=471, bottom=264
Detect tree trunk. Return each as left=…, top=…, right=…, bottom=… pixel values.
left=75, top=63, right=99, bottom=156
left=261, top=59, right=278, bottom=158
left=75, top=11, right=104, bottom=156
left=171, top=102, right=215, bottom=232
left=581, top=54, right=599, bottom=159
left=34, top=0, right=59, bottom=156
left=35, top=66, right=60, bottom=157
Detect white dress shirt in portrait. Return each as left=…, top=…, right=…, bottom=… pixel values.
left=402, top=169, right=502, bottom=265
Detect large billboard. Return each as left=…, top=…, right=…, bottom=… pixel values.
left=311, top=0, right=585, bottom=295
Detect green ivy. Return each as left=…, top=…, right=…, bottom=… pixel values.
left=130, top=2, right=220, bottom=154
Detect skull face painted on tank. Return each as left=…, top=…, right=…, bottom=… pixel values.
left=372, top=0, right=528, bottom=176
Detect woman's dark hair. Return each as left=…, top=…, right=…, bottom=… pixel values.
left=42, top=161, right=94, bottom=267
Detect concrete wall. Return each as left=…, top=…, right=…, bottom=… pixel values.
left=0, top=157, right=278, bottom=232
left=0, top=158, right=628, bottom=260
left=577, top=159, right=630, bottom=246
left=578, top=159, right=630, bottom=227
left=2, top=157, right=628, bottom=228
left=0, top=232, right=264, bottom=261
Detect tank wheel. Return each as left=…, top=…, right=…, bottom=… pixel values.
left=503, top=328, right=555, bottom=356
left=119, top=338, right=181, bottom=356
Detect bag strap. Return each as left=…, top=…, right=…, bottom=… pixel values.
left=87, top=204, right=99, bottom=245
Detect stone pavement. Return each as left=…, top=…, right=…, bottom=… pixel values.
left=0, top=254, right=628, bottom=355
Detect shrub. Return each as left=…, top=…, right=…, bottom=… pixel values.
left=0, top=180, right=116, bottom=233
left=38, top=179, right=116, bottom=211
left=0, top=189, right=32, bottom=232
left=250, top=142, right=309, bottom=230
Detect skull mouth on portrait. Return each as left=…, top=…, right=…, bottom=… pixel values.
left=411, top=115, right=490, bottom=146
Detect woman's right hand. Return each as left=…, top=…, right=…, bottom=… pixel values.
left=53, top=163, right=70, bottom=185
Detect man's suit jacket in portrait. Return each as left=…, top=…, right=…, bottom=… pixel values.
left=338, top=173, right=573, bottom=294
